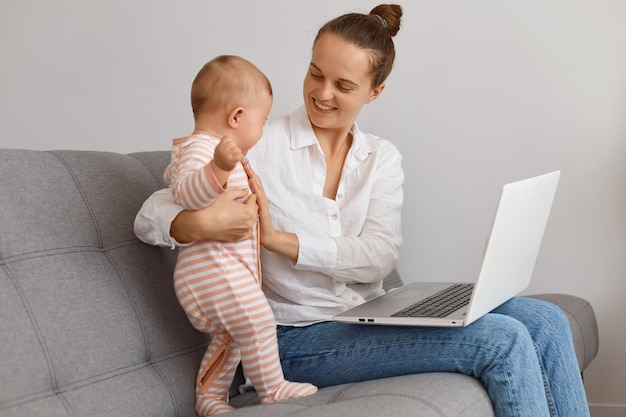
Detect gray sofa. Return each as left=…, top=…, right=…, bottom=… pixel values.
left=0, top=149, right=599, bottom=417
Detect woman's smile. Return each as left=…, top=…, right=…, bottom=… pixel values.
left=312, top=98, right=336, bottom=111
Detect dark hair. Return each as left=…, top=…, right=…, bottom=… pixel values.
left=314, top=4, right=403, bottom=87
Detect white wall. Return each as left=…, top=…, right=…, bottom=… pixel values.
left=1, top=1, right=625, bottom=414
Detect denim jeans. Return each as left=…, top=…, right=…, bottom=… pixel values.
left=276, top=297, right=590, bottom=417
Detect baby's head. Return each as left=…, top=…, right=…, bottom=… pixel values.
left=191, top=56, right=273, bottom=152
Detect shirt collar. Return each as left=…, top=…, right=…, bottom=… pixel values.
left=289, top=106, right=318, bottom=150
left=289, top=106, right=376, bottom=159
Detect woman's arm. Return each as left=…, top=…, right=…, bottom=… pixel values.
left=134, top=187, right=258, bottom=247
left=244, top=140, right=403, bottom=282
left=244, top=161, right=300, bottom=262
left=297, top=142, right=404, bottom=284
left=171, top=189, right=258, bottom=243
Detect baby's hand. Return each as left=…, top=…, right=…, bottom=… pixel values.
left=213, top=136, right=244, bottom=172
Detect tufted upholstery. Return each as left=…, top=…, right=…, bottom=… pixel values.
left=0, top=149, right=598, bottom=417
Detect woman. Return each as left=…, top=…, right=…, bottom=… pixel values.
left=135, top=5, right=590, bottom=417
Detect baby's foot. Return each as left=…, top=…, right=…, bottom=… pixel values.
left=196, top=394, right=235, bottom=416
left=261, top=380, right=318, bottom=404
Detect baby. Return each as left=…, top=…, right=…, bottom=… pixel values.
left=164, top=55, right=317, bottom=415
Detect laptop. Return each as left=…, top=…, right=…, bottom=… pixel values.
left=334, top=170, right=561, bottom=327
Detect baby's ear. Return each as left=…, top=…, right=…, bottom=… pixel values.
left=228, top=107, right=245, bottom=128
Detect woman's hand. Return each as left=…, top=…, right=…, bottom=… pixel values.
left=170, top=188, right=258, bottom=243
left=243, top=160, right=276, bottom=240
left=243, top=160, right=299, bottom=262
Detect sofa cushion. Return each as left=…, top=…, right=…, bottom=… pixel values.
left=229, top=373, right=495, bottom=417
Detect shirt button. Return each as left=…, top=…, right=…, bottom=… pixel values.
left=352, top=296, right=358, bottom=302
left=331, top=214, right=338, bottom=221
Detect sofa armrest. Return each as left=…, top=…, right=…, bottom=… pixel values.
left=525, top=293, right=599, bottom=372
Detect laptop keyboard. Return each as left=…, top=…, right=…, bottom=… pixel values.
left=391, top=283, right=474, bottom=318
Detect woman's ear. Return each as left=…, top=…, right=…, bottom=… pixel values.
left=366, top=83, right=385, bottom=104
left=227, top=107, right=245, bottom=128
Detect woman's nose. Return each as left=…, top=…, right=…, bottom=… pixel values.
left=317, top=82, right=334, bottom=100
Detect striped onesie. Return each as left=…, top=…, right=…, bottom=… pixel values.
left=164, top=134, right=316, bottom=415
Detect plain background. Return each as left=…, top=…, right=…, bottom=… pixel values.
left=1, top=1, right=625, bottom=415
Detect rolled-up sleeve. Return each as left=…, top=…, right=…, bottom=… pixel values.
left=295, top=234, right=338, bottom=274
left=134, top=188, right=187, bottom=249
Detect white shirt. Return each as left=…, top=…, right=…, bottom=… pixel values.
left=134, top=106, right=404, bottom=326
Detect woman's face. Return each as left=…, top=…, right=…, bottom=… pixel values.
left=303, top=33, right=384, bottom=136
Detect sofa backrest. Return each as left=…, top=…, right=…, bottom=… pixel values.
left=0, top=150, right=204, bottom=417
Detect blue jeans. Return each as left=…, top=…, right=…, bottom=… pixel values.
left=276, top=297, right=590, bottom=417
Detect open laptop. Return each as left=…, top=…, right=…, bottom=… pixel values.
left=334, top=170, right=561, bottom=327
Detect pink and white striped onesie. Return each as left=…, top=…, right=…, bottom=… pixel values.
left=165, top=134, right=316, bottom=415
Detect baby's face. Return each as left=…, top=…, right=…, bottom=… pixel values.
left=236, top=91, right=272, bottom=153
